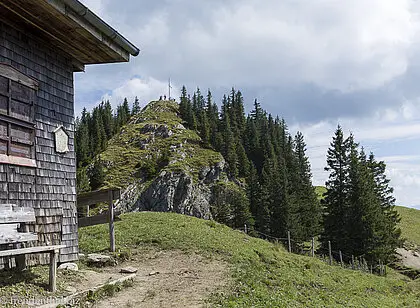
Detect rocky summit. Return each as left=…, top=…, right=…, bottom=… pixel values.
left=97, top=100, right=236, bottom=219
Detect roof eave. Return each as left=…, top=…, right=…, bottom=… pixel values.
left=60, top=0, right=140, bottom=57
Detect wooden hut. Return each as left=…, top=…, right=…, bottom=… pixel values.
left=0, top=0, right=139, bottom=266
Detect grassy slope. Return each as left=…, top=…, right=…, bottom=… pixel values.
left=100, top=100, right=223, bottom=189
left=396, top=206, right=420, bottom=248
left=79, top=212, right=419, bottom=307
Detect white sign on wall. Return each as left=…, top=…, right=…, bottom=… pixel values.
left=53, top=126, right=69, bottom=153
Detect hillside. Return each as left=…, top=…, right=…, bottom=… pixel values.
left=94, top=100, right=235, bottom=218
left=79, top=212, right=420, bottom=307
left=396, top=206, right=420, bottom=249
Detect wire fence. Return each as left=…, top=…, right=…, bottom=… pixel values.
left=239, top=225, right=388, bottom=276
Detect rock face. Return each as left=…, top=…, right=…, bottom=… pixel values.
left=121, top=160, right=226, bottom=219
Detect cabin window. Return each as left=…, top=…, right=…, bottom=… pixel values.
left=0, top=64, right=38, bottom=167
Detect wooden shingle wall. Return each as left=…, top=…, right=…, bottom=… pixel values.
left=0, top=21, right=78, bottom=265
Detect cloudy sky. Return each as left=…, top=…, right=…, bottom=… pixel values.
left=76, top=0, right=420, bottom=209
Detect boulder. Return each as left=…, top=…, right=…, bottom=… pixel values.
left=58, top=263, right=78, bottom=271
left=120, top=267, right=138, bottom=274
left=87, top=253, right=114, bottom=267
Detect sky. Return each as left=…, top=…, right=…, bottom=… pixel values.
left=76, top=0, right=420, bottom=210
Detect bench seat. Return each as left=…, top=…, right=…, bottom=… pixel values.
left=0, top=204, right=66, bottom=292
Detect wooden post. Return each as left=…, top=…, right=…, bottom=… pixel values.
left=49, top=249, right=58, bottom=292
left=339, top=250, right=343, bottom=266
left=109, top=190, right=115, bottom=253
left=351, top=255, right=355, bottom=269
left=86, top=204, right=90, bottom=217
left=244, top=224, right=247, bottom=234
left=287, top=231, right=291, bottom=253
left=328, top=241, right=332, bottom=265
left=311, top=237, right=315, bottom=257
left=15, top=243, right=25, bottom=271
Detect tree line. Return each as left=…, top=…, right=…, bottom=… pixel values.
left=179, top=86, right=401, bottom=264
left=179, top=86, right=322, bottom=245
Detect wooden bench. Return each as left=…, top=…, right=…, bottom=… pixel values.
left=0, top=204, right=65, bottom=292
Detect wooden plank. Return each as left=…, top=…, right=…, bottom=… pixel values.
left=0, top=153, right=36, bottom=167
left=0, top=204, right=36, bottom=223
left=78, top=210, right=121, bottom=228
left=0, top=232, right=38, bottom=244
left=0, top=64, right=39, bottom=90
left=77, top=188, right=121, bottom=207
left=0, top=245, right=66, bottom=258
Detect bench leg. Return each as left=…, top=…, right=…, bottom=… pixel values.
left=49, top=250, right=58, bottom=292
left=15, top=255, right=25, bottom=271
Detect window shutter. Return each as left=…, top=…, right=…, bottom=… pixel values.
left=0, top=64, right=38, bottom=167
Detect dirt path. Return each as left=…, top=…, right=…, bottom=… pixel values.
left=73, top=249, right=229, bottom=307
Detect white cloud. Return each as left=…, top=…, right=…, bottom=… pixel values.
left=164, top=0, right=420, bottom=91
left=76, top=0, right=420, bottom=93
left=101, top=77, right=180, bottom=108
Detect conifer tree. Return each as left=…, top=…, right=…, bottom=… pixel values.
left=294, top=132, right=322, bottom=240
left=179, top=86, right=189, bottom=120
left=122, top=98, right=131, bottom=123
left=89, top=158, right=105, bottom=191
left=75, top=108, right=91, bottom=167
left=321, top=126, right=352, bottom=252
left=199, top=111, right=211, bottom=146
left=102, top=100, right=114, bottom=139
left=132, top=96, right=141, bottom=115
left=91, top=107, right=107, bottom=154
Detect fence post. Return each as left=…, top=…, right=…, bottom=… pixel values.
left=244, top=224, right=247, bottom=234
left=328, top=241, right=332, bottom=265
left=339, top=250, right=343, bottom=266
left=108, top=190, right=115, bottom=252
left=311, top=237, right=315, bottom=257
left=351, top=255, right=355, bottom=269
left=287, top=231, right=291, bottom=253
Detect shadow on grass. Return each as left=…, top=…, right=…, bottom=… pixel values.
left=0, top=268, right=48, bottom=290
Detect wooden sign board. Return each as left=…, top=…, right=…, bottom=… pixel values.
left=78, top=210, right=121, bottom=228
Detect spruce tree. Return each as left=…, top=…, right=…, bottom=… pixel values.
left=321, top=126, right=352, bottom=254
left=132, top=96, right=141, bottom=115
left=103, top=100, right=114, bottom=139
left=294, top=132, right=322, bottom=240
left=122, top=98, right=131, bottom=124
left=90, top=158, right=105, bottom=191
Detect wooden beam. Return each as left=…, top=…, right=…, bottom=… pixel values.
left=77, top=188, right=121, bottom=207
left=0, top=245, right=66, bottom=258
left=0, top=232, right=38, bottom=245
left=0, top=64, right=39, bottom=90
left=78, top=210, right=121, bottom=228
left=0, top=153, right=37, bottom=168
